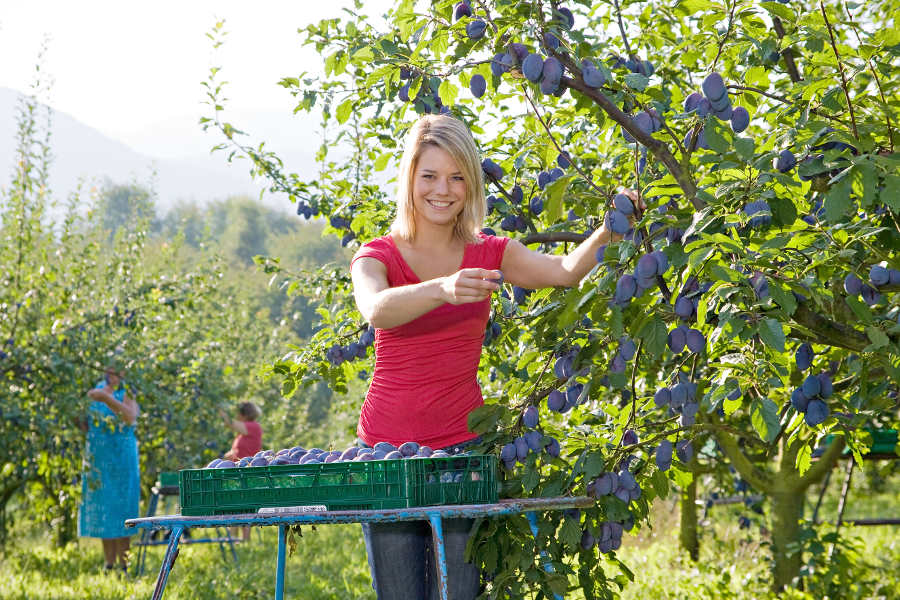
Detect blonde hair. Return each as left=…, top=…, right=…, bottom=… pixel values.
left=391, top=115, right=486, bottom=244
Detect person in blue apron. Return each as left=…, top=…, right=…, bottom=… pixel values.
left=78, top=366, right=140, bottom=574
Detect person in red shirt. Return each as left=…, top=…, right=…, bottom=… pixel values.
left=350, top=114, right=641, bottom=599
left=219, top=402, right=263, bottom=542
left=221, top=402, right=263, bottom=461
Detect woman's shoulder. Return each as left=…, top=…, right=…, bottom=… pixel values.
left=351, top=234, right=397, bottom=264
left=473, top=231, right=511, bottom=253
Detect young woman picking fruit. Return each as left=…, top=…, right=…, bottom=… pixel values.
left=350, top=114, right=641, bottom=599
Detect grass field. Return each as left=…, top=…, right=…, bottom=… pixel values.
left=1, top=466, right=898, bottom=599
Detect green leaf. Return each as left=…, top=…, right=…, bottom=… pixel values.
left=583, top=449, right=606, bottom=480
left=522, top=464, right=540, bottom=492
left=759, top=1, right=796, bottom=22
left=704, top=116, right=731, bottom=153
left=758, top=318, right=785, bottom=352
left=824, top=179, right=853, bottom=222
left=734, top=137, right=755, bottom=162
left=545, top=177, right=569, bottom=222
left=467, top=404, right=503, bottom=434
left=676, top=0, right=715, bottom=15
left=845, top=295, right=874, bottom=324
left=650, top=468, right=669, bottom=499
left=865, top=326, right=889, bottom=350
left=438, top=79, right=458, bottom=107
left=769, top=195, right=798, bottom=228
left=768, top=282, right=797, bottom=316
left=374, top=152, right=393, bottom=171
left=558, top=514, right=582, bottom=548
left=637, top=318, right=668, bottom=358
left=750, top=398, right=780, bottom=443
left=796, top=443, right=812, bottom=476
left=335, top=99, right=354, bottom=125
left=623, top=73, right=649, bottom=91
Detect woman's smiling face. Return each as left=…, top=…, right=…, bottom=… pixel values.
left=412, top=144, right=468, bottom=229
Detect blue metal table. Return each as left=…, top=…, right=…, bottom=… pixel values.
left=125, top=496, right=595, bottom=600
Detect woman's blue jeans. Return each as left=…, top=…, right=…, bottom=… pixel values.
left=358, top=438, right=482, bottom=600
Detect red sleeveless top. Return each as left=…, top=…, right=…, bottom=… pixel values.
left=350, top=233, right=510, bottom=449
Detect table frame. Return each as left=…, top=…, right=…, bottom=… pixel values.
left=126, top=496, right=594, bottom=600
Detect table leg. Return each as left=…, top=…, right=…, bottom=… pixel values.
left=151, top=525, right=183, bottom=600
left=275, top=524, right=287, bottom=600
left=428, top=513, right=450, bottom=600
left=526, top=512, right=563, bottom=600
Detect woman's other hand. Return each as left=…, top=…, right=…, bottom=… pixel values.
left=439, top=268, right=502, bottom=305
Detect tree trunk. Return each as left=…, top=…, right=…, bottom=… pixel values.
left=769, top=487, right=805, bottom=591
left=679, top=475, right=699, bottom=561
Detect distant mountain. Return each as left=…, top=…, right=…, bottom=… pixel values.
left=0, top=87, right=316, bottom=214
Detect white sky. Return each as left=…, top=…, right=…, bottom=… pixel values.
left=0, top=0, right=393, bottom=145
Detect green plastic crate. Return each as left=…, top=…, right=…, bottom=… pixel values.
left=824, top=429, right=898, bottom=456
left=157, top=471, right=180, bottom=488
left=179, top=455, right=497, bottom=516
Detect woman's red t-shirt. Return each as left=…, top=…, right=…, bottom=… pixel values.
left=231, top=421, right=262, bottom=459
left=350, top=233, right=510, bottom=449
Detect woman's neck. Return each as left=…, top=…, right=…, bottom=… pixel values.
left=411, top=216, right=458, bottom=249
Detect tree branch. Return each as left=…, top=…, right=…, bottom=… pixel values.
left=727, top=85, right=848, bottom=125
left=772, top=17, right=802, bottom=83
left=714, top=427, right=773, bottom=493
left=819, top=1, right=859, bottom=140
left=521, top=232, right=589, bottom=245
left=547, top=54, right=702, bottom=209
left=790, top=303, right=870, bottom=352
left=611, top=0, right=633, bottom=58
left=796, top=434, right=846, bottom=490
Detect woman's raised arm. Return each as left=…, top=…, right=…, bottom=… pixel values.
left=501, top=191, right=643, bottom=290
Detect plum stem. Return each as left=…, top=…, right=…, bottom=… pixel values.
left=521, top=85, right=609, bottom=200
left=711, top=0, right=736, bottom=71
left=727, top=85, right=847, bottom=126
left=819, top=1, right=859, bottom=141
left=611, top=0, right=634, bottom=59
left=841, top=2, right=893, bottom=151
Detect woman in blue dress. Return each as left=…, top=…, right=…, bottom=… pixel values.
left=78, top=366, right=140, bottom=574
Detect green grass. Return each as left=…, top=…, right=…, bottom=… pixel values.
left=0, top=524, right=374, bottom=599
left=2, top=465, right=898, bottom=599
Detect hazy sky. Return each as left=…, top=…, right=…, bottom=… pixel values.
left=0, top=1, right=392, bottom=147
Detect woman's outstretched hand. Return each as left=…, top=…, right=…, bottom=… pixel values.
left=439, top=268, right=502, bottom=304
left=604, top=189, right=646, bottom=241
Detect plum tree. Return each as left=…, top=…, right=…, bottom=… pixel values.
left=204, top=1, right=899, bottom=594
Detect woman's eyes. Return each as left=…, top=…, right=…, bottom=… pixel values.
left=422, top=174, right=465, bottom=182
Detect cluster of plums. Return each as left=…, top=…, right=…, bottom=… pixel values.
left=328, top=215, right=356, bottom=247
left=609, top=336, right=637, bottom=374
left=611, top=250, right=670, bottom=306
left=655, top=438, right=693, bottom=471
left=680, top=72, right=751, bottom=153
left=654, top=378, right=701, bottom=428
left=205, top=441, right=457, bottom=469
left=325, top=326, right=375, bottom=366
left=790, top=372, right=833, bottom=427
left=586, top=468, right=641, bottom=504
left=499, top=431, right=561, bottom=470
left=580, top=519, right=630, bottom=554
left=844, top=272, right=885, bottom=306
left=743, top=200, right=772, bottom=229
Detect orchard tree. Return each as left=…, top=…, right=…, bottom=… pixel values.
left=0, top=90, right=289, bottom=546
left=205, top=0, right=899, bottom=594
